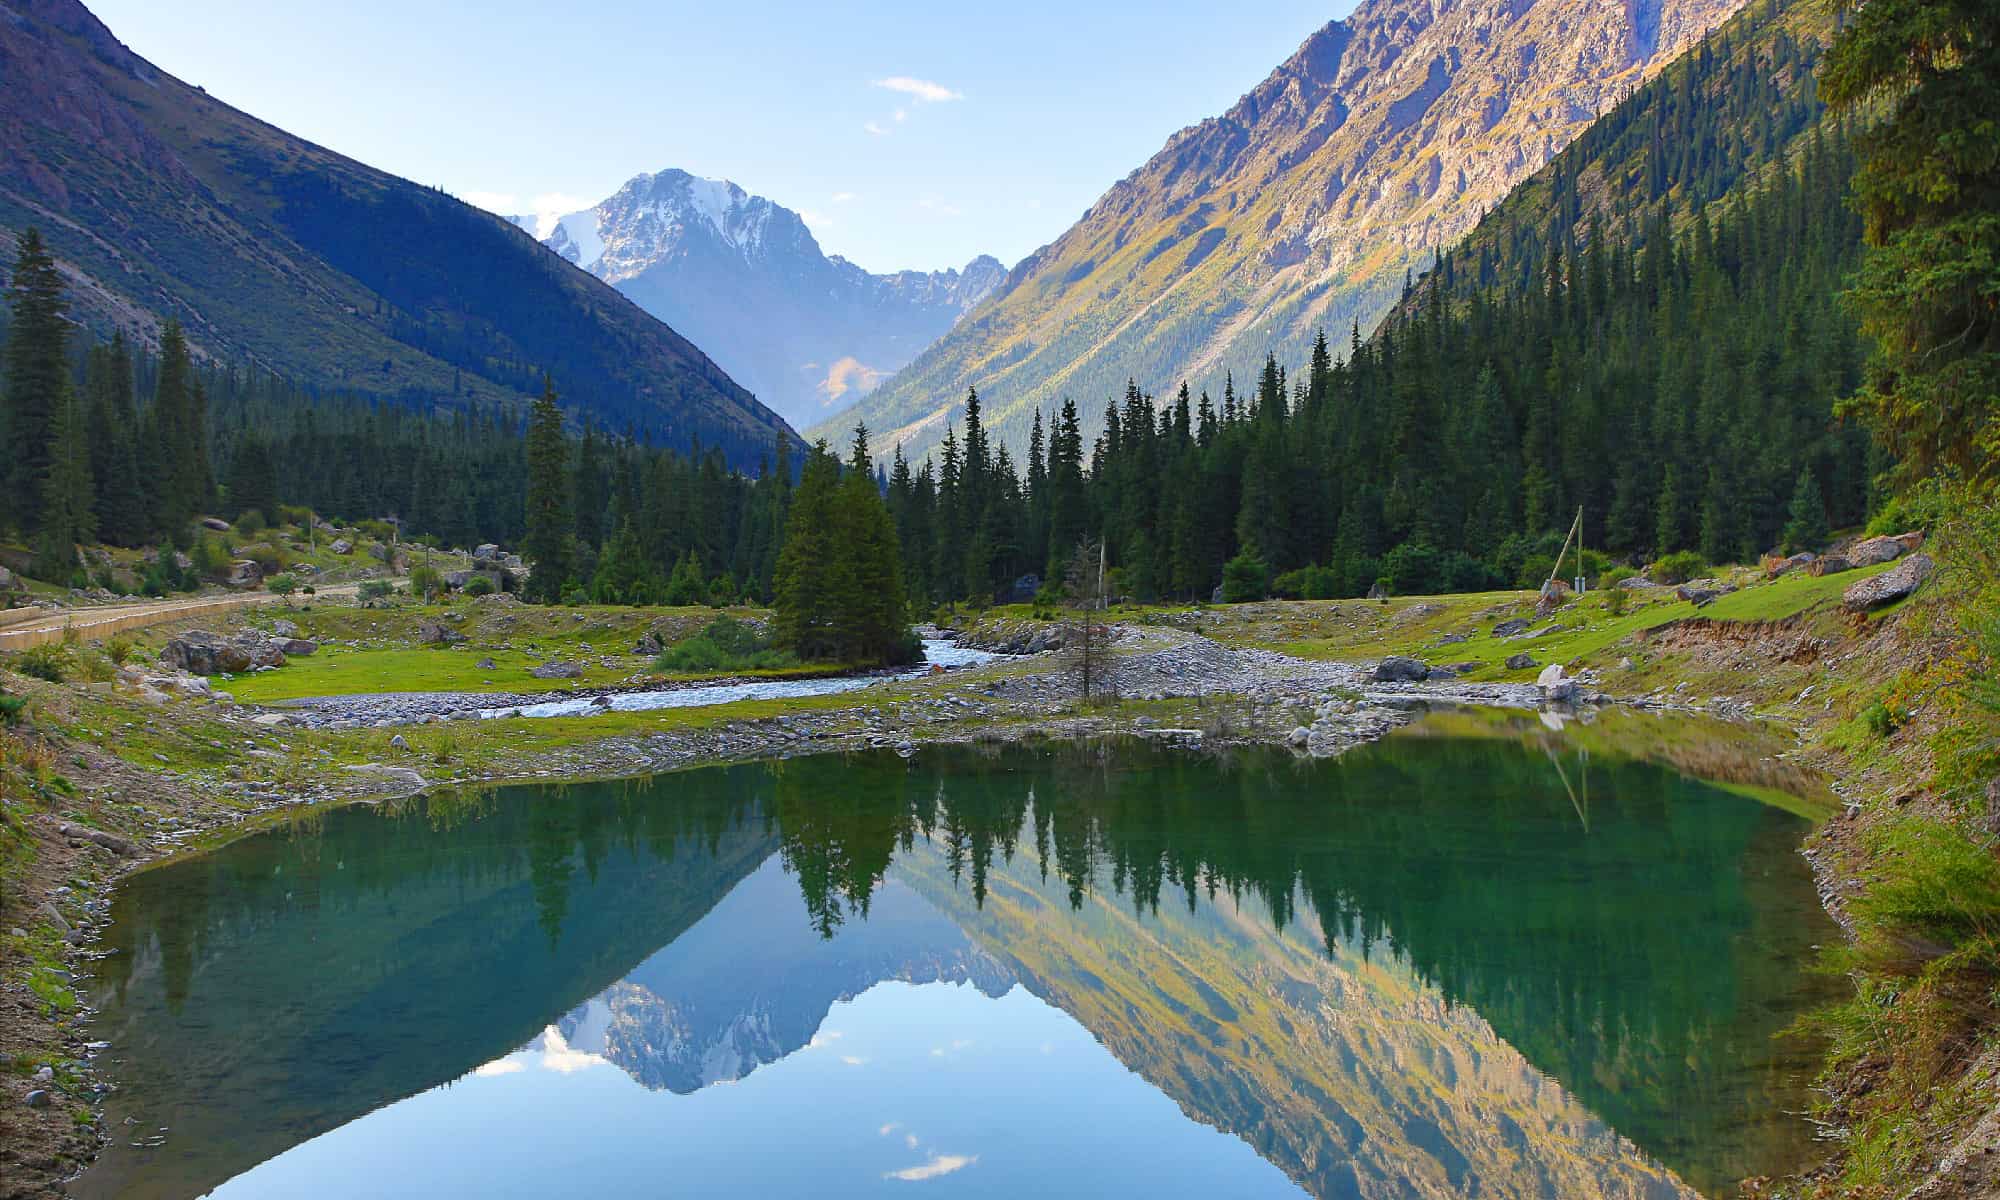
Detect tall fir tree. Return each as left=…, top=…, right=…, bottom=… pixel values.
left=3, top=228, right=69, bottom=533
left=522, top=377, right=575, bottom=603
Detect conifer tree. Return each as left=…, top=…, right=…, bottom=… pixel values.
left=33, top=386, right=95, bottom=582
left=522, top=377, right=575, bottom=603
left=1781, top=468, right=1829, bottom=554
left=4, top=228, right=68, bottom=533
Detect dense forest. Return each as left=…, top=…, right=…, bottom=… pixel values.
left=875, top=119, right=1871, bottom=604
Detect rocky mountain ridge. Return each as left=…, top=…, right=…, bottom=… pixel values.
left=822, top=0, right=1746, bottom=461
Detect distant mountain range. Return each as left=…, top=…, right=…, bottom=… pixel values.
left=511, top=171, right=1004, bottom=429
left=0, top=0, right=791, bottom=467
left=821, top=0, right=1745, bottom=461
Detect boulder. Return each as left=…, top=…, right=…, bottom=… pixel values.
left=473, top=543, right=501, bottom=561
left=274, top=638, right=317, bottom=657
left=530, top=660, right=582, bottom=679
left=1848, top=535, right=1910, bottom=567
left=1492, top=618, right=1531, bottom=637
left=1537, top=663, right=1579, bottom=705
left=367, top=541, right=391, bottom=562
left=269, top=619, right=300, bottom=639
left=161, top=631, right=253, bottom=675
left=1287, top=726, right=1311, bottom=748
left=200, top=516, right=231, bottom=531
left=633, top=631, right=665, bottom=656
left=1371, top=656, right=1430, bottom=683
left=1676, top=579, right=1736, bottom=607
left=1843, top=553, right=1934, bottom=612
left=1810, top=555, right=1854, bottom=577
left=1617, top=575, right=1655, bottom=589
left=1505, top=652, right=1538, bottom=671
left=1766, top=552, right=1816, bottom=578
left=0, top=565, right=18, bottom=592
left=1426, top=665, right=1460, bottom=681
left=329, top=539, right=353, bottom=555
left=226, top=559, right=263, bottom=588
left=416, top=620, right=466, bottom=646
left=476, top=657, right=497, bottom=670
left=1365, top=581, right=1389, bottom=600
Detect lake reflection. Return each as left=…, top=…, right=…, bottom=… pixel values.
left=78, top=726, right=1836, bottom=1199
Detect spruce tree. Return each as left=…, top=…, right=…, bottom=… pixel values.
left=522, top=378, right=575, bottom=603
left=1781, top=468, right=1829, bottom=554
left=33, top=386, right=95, bottom=582
left=3, top=228, right=68, bottom=534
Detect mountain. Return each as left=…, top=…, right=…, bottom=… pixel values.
left=511, top=170, right=1005, bottom=429
left=0, top=0, right=791, bottom=467
left=821, top=0, right=1746, bottom=461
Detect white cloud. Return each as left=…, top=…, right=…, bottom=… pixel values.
left=885, top=1154, right=978, bottom=1182
left=831, top=192, right=858, bottom=204
left=873, top=76, right=963, bottom=103
left=840, top=1055, right=870, bottom=1066
left=916, top=193, right=963, bottom=218
left=905, top=1133, right=918, bottom=1149
left=878, top=1122, right=902, bottom=1137
left=894, top=107, right=908, bottom=123
left=529, top=191, right=592, bottom=217
left=471, top=1058, right=525, bottom=1077
left=799, top=209, right=834, bottom=230
left=864, top=121, right=889, bottom=136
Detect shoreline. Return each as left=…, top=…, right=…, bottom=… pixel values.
left=0, top=595, right=1913, bottom=1198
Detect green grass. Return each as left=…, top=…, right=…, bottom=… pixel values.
left=1266, top=562, right=1898, bottom=678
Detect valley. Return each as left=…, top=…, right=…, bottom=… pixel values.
left=1, top=0, right=1996, bottom=1196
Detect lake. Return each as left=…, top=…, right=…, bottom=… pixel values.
left=75, top=722, right=1837, bottom=1199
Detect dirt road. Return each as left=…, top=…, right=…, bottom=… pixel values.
left=0, top=585, right=360, bottom=651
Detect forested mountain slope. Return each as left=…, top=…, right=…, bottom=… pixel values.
left=874, top=0, right=1869, bottom=605
left=824, top=0, right=1745, bottom=462
left=0, top=0, right=791, bottom=465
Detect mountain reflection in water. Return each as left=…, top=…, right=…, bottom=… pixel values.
left=78, top=726, right=1836, bottom=1199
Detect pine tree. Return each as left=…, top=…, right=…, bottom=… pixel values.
left=33, top=385, right=95, bottom=582
left=522, top=378, right=575, bottom=603
left=3, top=228, right=68, bottom=534
left=1781, top=468, right=1828, bottom=554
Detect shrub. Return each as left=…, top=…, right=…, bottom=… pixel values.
left=192, top=534, right=233, bottom=580
left=105, top=637, right=135, bottom=666
left=656, top=615, right=798, bottom=672
left=266, top=573, right=300, bottom=605
left=16, top=644, right=74, bottom=683
left=1598, top=565, right=1638, bottom=590
left=559, top=582, right=589, bottom=606
left=235, top=509, right=267, bottom=536
left=1862, top=699, right=1902, bottom=739
left=241, top=545, right=289, bottom=575
left=1650, top=551, right=1708, bottom=585
left=1220, top=553, right=1268, bottom=603
left=464, top=574, right=496, bottom=597
left=1272, top=564, right=1342, bottom=600
left=409, top=565, right=444, bottom=601
left=1602, top=587, right=1631, bottom=616
left=277, top=504, right=314, bottom=528
left=358, top=580, right=396, bottom=602
left=356, top=518, right=398, bottom=543
left=0, top=692, right=25, bottom=726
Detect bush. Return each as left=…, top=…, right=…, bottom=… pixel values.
left=1862, top=699, right=1902, bottom=739
left=192, top=534, right=233, bottom=580
left=358, top=580, right=396, bottom=602
left=409, top=565, right=444, bottom=601
left=356, top=518, right=398, bottom=543
left=1602, top=587, right=1631, bottom=616
left=1598, top=565, right=1638, bottom=590
left=1650, top=551, right=1708, bottom=585
left=241, top=544, right=289, bottom=575
left=15, top=644, right=75, bottom=683
left=277, top=504, right=314, bottom=528
left=106, top=637, right=135, bottom=666
left=464, top=574, right=496, bottom=597
left=1220, top=553, right=1268, bottom=603
left=0, top=692, right=25, bottom=726
left=1272, top=564, right=1342, bottom=600
left=656, top=615, right=798, bottom=672
left=235, top=509, right=267, bottom=536
left=266, top=573, right=300, bottom=604
left=559, top=582, right=589, bottom=606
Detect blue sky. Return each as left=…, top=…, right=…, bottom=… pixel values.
left=85, top=0, right=1351, bottom=273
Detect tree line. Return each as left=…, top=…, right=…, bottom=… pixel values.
left=1, top=231, right=907, bottom=665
